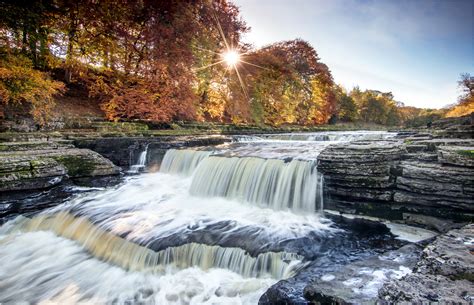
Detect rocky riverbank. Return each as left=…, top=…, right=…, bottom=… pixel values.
left=0, top=119, right=472, bottom=304
left=379, top=224, right=474, bottom=303
left=318, top=135, right=474, bottom=232
left=0, top=134, right=230, bottom=217
left=0, top=140, right=120, bottom=216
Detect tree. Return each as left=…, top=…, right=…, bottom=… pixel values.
left=0, top=52, right=64, bottom=124
left=334, top=85, right=357, bottom=122
left=230, top=39, right=335, bottom=126
left=446, top=73, right=474, bottom=117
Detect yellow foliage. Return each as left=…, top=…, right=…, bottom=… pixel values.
left=446, top=98, right=474, bottom=117
left=0, top=54, right=64, bottom=125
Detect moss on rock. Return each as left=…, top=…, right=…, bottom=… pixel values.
left=53, top=155, right=96, bottom=177
left=456, top=150, right=474, bottom=159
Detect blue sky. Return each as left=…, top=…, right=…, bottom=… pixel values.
left=233, top=0, right=473, bottom=108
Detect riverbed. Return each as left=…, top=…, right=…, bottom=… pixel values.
left=0, top=131, right=438, bottom=304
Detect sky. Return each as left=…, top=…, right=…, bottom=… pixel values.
left=233, top=0, right=473, bottom=108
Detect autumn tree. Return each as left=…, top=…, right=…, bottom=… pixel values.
left=446, top=73, right=474, bottom=117
left=0, top=52, right=64, bottom=124
left=229, top=39, right=336, bottom=126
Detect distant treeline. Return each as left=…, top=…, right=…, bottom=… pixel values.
left=0, top=0, right=472, bottom=127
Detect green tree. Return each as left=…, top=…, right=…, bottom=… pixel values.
left=334, top=85, right=357, bottom=122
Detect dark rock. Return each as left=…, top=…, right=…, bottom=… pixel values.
left=378, top=224, right=474, bottom=303
left=303, top=244, right=422, bottom=304
left=319, top=138, right=474, bottom=230
left=0, top=141, right=121, bottom=216
left=74, top=135, right=230, bottom=167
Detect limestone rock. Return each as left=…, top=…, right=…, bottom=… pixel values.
left=378, top=225, right=474, bottom=303
left=319, top=137, right=474, bottom=228
left=0, top=144, right=120, bottom=192
left=0, top=156, right=65, bottom=192
left=438, top=145, right=474, bottom=167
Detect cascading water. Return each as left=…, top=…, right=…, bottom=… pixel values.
left=7, top=212, right=301, bottom=279
left=190, top=156, right=323, bottom=212
left=0, top=131, right=406, bottom=304
left=160, top=149, right=212, bottom=175
left=128, top=144, right=149, bottom=173
left=235, top=131, right=396, bottom=142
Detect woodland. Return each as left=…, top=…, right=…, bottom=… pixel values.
left=0, top=0, right=472, bottom=128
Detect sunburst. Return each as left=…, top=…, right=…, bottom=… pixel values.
left=191, top=13, right=270, bottom=100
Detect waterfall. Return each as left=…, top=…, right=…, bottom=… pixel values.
left=190, top=156, right=323, bottom=212
left=319, top=175, right=325, bottom=212
left=160, top=149, right=212, bottom=176
left=128, top=144, right=149, bottom=173
left=9, top=212, right=302, bottom=279
left=232, top=131, right=396, bottom=142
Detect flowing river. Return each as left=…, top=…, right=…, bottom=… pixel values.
left=0, top=131, right=423, bottom=304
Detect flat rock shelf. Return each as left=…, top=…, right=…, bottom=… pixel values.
left=0, top=130, right=472, bottom=304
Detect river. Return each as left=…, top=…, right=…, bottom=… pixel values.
left=0, top=131, right=427, bottom=304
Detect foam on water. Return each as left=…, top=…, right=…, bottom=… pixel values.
left=0, top=231, right=275, bottom=304
left=55, top=173, right=333, bottom=247
left=5, top=212, right=301, bottom=279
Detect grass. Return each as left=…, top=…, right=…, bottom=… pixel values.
left=456, top=150, right=474, bottom=159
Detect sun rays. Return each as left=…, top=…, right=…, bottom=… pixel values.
left=190, top=13, right=270, bottom=100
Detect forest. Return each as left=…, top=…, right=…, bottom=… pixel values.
left=0, top=0, right=472, bottom=128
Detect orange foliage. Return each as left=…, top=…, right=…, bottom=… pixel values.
left=0, top=53, right=64, bottom=125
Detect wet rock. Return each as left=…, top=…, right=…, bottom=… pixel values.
left=303, top=244, right=422, bottom=304
left=378, top=224, right=474, bottom=303
left=394, top=161, right=473, bottom=211
left=0, top=148, right=120, bottom=191
left=438, top=145, right=474, bottom=167
left=0, top=141, right=121, bottom=215
left=74, top=135, right=230, bottom=167
left=319, top=138, right=474, bottom=229
left=259, top=218, right=406, bottom=305
left=0, top=156, right=66, bottom=191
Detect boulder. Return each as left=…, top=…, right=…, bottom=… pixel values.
left=0, top=142, right=122, bottom=216
left=378, top=224, right=474, bottom=303
left=0, top=156, right=66, bottom=191
left=304, top=244, right=422, bottom=304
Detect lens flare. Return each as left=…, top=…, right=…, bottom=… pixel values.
left=223, top=50, right=240, bottom=67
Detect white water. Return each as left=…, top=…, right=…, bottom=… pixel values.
left=190, top=156, right=323, bottom=212
left=234, top=131, right=396, bottom=142
left=160, top=149, right=213, bottom=176
left=0, top=131, right=400, bottom=305
left=0, top=231, right=275, bottom=304
left=58, top=173, right=333, bottom=245
left=0, top=169, right=331, bottom=304
left=6, top=212, right=301, bottom=279
left=128, top=144, right=149, bottom=173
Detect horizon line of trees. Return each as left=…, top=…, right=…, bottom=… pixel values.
left=0, top=0, right=472, bottom=127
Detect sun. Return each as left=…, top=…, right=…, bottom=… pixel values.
left=223, top=50, right=240, bottom=67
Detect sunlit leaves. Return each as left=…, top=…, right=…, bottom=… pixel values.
left=0, top=53, right=64, bottom=124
